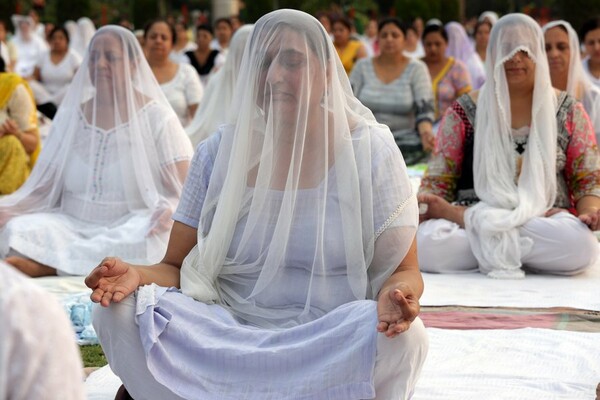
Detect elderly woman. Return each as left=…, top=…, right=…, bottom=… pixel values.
left=417, top=14, right=600, bottom=278
left=350, top=17, right=435, bottom=165
left=0, top=58, right=40, bottom=194
left=144, top=19, right=203, bottom=127
left=88, top=9, right=427, bottom=400
left=0, top=26, right=193, bottom=277
left=421, top=22, right=472, bottom=124
left=185, top=25, right=252, bottom=146
left=544, top=20, right=600, bottom=143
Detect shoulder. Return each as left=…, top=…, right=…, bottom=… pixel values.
left=178, top=63, right=198, bottom=78
left=352, top=57, right=370, bottom=72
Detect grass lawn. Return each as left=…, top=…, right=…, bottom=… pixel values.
left=80, top=344, right=107, bottom=368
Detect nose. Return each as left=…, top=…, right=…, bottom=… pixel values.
left=266, top=57, right=285, bottom=84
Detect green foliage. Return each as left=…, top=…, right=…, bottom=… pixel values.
left=394, top=0, right=460, bottom=22
left=80, top=345, right=108, bottom=368
left=53, top=0, right=92, bottom=24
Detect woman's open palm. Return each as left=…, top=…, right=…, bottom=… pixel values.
left=85, top=257, right=140, bottom=307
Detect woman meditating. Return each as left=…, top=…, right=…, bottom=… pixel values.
left=87, top=9, right=428, bottom=400
left=0, top=26, right=193, bottom=277
left=417, top=14, right=600, bottom=277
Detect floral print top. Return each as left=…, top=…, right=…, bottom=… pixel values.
left=429, top=57, right=472, bottom=121
left=420, top=93, right=600, bottom=211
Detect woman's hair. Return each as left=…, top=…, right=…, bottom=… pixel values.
left=422, top=24, right=448, bottom=42
left=474, top=20, right=492, bottom=36
left=196, top=24, right=213, bottom=36
left=0, top=50, right=5, bottom=73
left=377, top=17, right=407, bottom=36
left=332, top=16, right=353, bottom=31
left=580, top=16, right=600, bottom=43
left=143, top=18, right=176, bottom=44
left=49, top=26, right=70, bottom=43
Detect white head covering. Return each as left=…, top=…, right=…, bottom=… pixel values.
left=543, top=20, right=600, bottom=137
left=445, top=21, right=486, bottom=88
left=180, top=9, right=417, bottom=328
left=64, top=20, right=81, bottom=57
left=185, top=24, right=253, bottom=146
left=464, top=13, right=558, bottom=279
left=479, top=11, right=499, bottom=25
left=0, top=26, right=193, bottom=261
left=76, top=17, right=97, bottom=58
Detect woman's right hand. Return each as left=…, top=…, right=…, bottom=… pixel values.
left=85, top=257, right=141, bottom=307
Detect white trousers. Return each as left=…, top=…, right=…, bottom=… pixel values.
left=417, top=212, right=598, bottom=275
left=93, top=296, right=429, bottom=400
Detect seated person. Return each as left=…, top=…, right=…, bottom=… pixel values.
left=0, top=57, right=40, bottom=195
left=417, top=14, right=600, bottom=278
left=87, top=10, right=428, bottom=400
left=0, top=26, right=193, bottom=277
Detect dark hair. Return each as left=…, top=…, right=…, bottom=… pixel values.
left=315, top=11, right=332, bottom=24
left=332, top=16, right=353, bottom=31
left=214, top=17, right=232, bottom=29
left=422, top=24, right=448, bottom=42
left=377, top=17, right=406, bottom=36
left=196, top=24, right=213, bottom=36
left=580, top=16, right=600, bottom=43
left=474, top=20, right=492, bottom=36
left=49, top=26, right=70, bottom=44
left=143, top=19, right=176, bottom=44
left=0, top=20, right=6, bottom=30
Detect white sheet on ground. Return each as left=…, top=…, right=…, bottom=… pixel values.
left=421, top=245, right=600, bottom=310
left=413, top=328, right=600, bottom=400
left=85, top=328, right=600, bottom=400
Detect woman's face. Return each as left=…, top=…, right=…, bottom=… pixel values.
left=88, top=33, right=127, bottom=95
left=503, top=50, right=536, bottom=91
left=257, top=29, right=327, bottom=127
left=423, top=31, right=447, bottom=62
left=196, top=29, right=213, bottom=50
left=475, top=23, right=491, bottom=50
left=378, top=23, right=405, bottom=55
left=332, top=22, right=350, bottom=45
left=215, top=21, right=233, bottom=45
left=50, top=30, right=68, bottom=53
left=365, top=20, right=378, bottom=38
left=584, top=28, right=600, bottom=63
left=544, top=27, right=570, bottom=82
left=145, top=22, right=173, bottom=59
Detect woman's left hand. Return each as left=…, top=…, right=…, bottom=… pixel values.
left=418, top=126, right=435, bottom=153
left=1, top=119, right=19, bottom=136
left=376, top=283, right=420, bottom=338
left=579, top=208, right=600, bottom=231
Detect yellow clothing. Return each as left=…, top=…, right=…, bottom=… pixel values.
left=0, top=73, right=40, bottom=193
left=336, top=40, right=362, bottom=75
left=0, top=135, right=29, bottom=194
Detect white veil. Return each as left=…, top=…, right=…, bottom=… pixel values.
left=76, top=17, right=97, bottom=58
left=445, top=21, right=486, bottom=89
left=543, top=20, right=600, bottom=140
left=0, top=26, right=193, bottom=261
left=185, top=24, right=253, bottom=146
left=180, top=9, right=417, bottom=328
left=464, top=14, right=557, bottom=279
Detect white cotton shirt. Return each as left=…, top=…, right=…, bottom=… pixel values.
left=583, top=57, right=600, bottom=88
left=36, top=50, right=82, bottom=96
left=160, top=63, right=203, bottom=126
left=0, top=263, right=85, bottom=400
left=10, top=36, right=48, bottom=77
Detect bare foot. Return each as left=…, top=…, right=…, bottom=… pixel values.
left=5, top=256, right=57, bottom=277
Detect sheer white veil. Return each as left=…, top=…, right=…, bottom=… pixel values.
left=479, top=11, right=499, bottom=25
left=543, top=20, right=600, bottom=139
left=465, top=14, right=557, bottom=279
left=185, top=24, right=253, bottom=146
left=0, top=26, right=193, bottom=261
left=76, top=17, right=97, bottom=58
left=445, top=21, right=486, bottom=88
left=180, top=9, right=417, bottom=328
